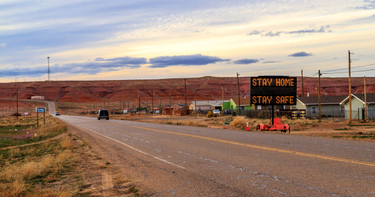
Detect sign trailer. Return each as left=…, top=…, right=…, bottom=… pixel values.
left=251, top=76, right=297, bottom=132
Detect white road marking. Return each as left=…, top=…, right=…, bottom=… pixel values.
left=68, top=122, right=186, bottom=170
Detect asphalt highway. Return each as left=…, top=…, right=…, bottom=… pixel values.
left=49, top=109, right=375, bottom=197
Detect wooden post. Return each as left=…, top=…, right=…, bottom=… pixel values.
left=195, top=91, right=197, bottom=118
left=301, top=69, right=304, bottom=97
left=169, top=96, right=172, bottom=116
left=364, top=76, right=367, bottom=122
left=318, top=70, right=321, bottom=123
left=349, top=50, right=352, bottom=123
left=152, top=90, right=154, bottom=115
left=237, top=73, right=241, bottom=116
left=185, top=79, right=187, bottom=116
left=222, top=87, right=224, bottom=111
left=138, top=95, right=141, bottom=116
left=16, top=80, right=18, bottom=120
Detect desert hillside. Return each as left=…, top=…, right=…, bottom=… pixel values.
left=0, top=76, right=373, bottom=104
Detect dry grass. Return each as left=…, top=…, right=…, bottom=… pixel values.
left=114, top=174, right=131, bottom=185
left=98, top=160, right=110, bottom=169
left=60, top=137, right=72, bottom=149
left=230, top=116, right=247, bottom=128
left=0, top=136, right=76, bottom=196
left=0, top=178, right=26, bottom=197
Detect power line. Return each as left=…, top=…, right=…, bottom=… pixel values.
left=322, top=62, right=375, bottom=74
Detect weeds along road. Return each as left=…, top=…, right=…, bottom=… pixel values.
left=43, top=104, right=375, bottom=196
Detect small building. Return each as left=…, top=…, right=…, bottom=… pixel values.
left=189, top=100, right=224, bottom=111
left=164, top=105, right=191, bottom=116
left=31, top=96, right=45, bottom=100
left=163, top=107, right=173, bottom=115
left=296, top=95, right=346, bottom=118
left=229, top=98, right=252, bottom=110
left=340, top=94, right=375, bottom=120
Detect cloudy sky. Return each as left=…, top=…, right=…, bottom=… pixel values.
left=1, top=0, right=374, bottom=82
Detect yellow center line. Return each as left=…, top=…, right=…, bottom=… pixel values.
left=125, top=126, right=375, bottom=167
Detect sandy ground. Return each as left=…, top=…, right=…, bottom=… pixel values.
left=64, top=125, right=140, bottom=196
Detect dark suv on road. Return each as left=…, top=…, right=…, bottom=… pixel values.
left=98, top=109, right=109, bottom=120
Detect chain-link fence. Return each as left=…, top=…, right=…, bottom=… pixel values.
left=346, top=109, right=375, bottom=121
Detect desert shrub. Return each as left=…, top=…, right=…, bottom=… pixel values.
left=230, top=117, right=247, bottom=128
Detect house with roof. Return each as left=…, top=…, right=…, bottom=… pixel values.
left=189, top=100, right=226, bottom=111
left=340, top=93, right=375, bottom=120
left=229, top=98, right=252, bottom=110
left=296, top=95, right=347, bottom=118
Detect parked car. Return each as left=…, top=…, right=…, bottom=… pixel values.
left=55, top=112, right=61, bottom=116
left=98, top=109, right=109, bottom=120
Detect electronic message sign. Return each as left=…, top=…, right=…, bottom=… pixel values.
left=250, top=76, right=297, bottom=105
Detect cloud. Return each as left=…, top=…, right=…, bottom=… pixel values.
left=355, top=0, right=375, bottom=9
left=263, top=61, right=280, bottom=63
left=264, top=31, right=282, bottom=37
left=247, top=30, right=263, bottom=35
left=248, top=26, right=331, bottom=37
left=0, top=56, right=146, bottom=77
left=288, top=52, right=313, bottom=57
left=0, top=43, right=6, bottom=48
left=148, top=54, right=230, bottom=68
left=233, top=59, right=259, bottom=64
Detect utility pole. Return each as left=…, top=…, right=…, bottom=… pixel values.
left=37, top=110, right=39, bottom=127
left=169, top=96, right=172, bottom=116
left=364, top=76, right=367, bottom=122
left=221, top=87, right=224, bottom=111
left=43, top=107, right=45, bottom=125
left=195, top=91, right=197, bottom=118
left=318, top=70, right=321, bottom=123
left=160, top=99, right=161, bottom=116
left=16, top=77, right=18, bottom=120
left=152, top=90, right=154, bottom=115
left=185, top=79, right=187, bottom=116
left=138, top=95, right=141, bottom=116
left=47, top=57, right=50, bottom=81
left=301, top=69, right=304, bottom=97
left=237, top=73, right=241, bottom=116
left=349, top=50, right=353, bottom=123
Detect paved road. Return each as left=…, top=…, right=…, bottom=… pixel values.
left=33, top=100, right=374, bottom=196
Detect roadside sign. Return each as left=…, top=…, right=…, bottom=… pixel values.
left=250, top=76, right=297, bottom=105
left=35, top=107, right=46, bottom=112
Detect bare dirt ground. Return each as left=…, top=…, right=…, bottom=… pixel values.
left=65, top=126, right=141, bottom=197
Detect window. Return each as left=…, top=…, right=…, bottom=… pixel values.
left=240, top=106, right=245, bottom=110
left=312, top=106, right=317, bottom=114
left=257, top=105, right=262, bottom=110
